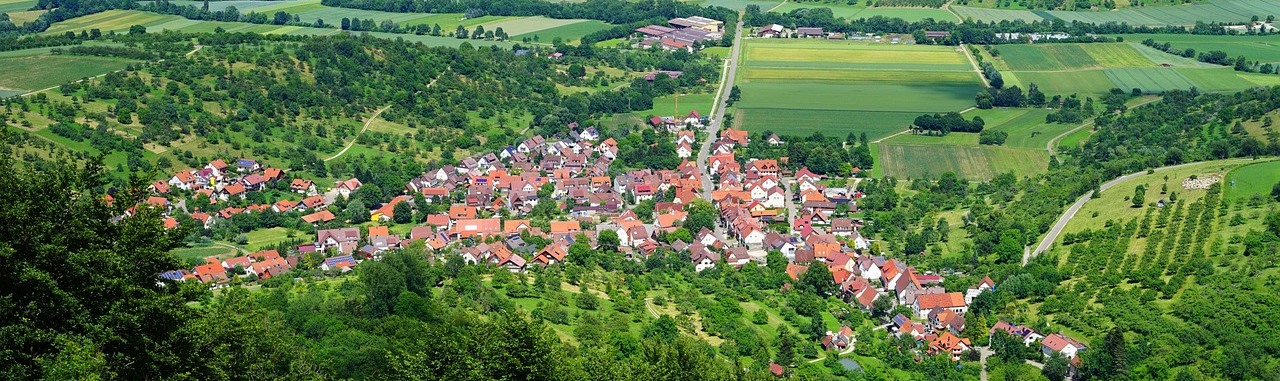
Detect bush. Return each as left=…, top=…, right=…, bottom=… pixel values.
left=979, top=130, right=1008, bottom=145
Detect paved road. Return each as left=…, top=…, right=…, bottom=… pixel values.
left=324, top=105, right=391, bottom=162
left=1026, top=159, right=1256, bottom=264
left=979, top=347, right=993, bottom=381
left=697, top=15, right=744, bottom=200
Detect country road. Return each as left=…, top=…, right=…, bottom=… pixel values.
left=697, top=14, right=745, bottom=200
left=324, top=105, right=391, bottom=162
left=1026, top=158, right=1258, bottom=264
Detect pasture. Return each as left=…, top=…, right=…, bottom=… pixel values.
left=876, top=143, right=1049, bottom=179
left=952, top=0, right=1276, bottom=25
left=1225, top=160, right=1280, bottom=201
left=511, top=20, right=612, bottom=43
left=735, top=39, right=983, bottom=139
left=965, top=108, right=1069, bottom=149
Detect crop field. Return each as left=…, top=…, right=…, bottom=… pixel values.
left=149, top=1, right=612, bottom=42
left=992, top=42, right=1280, bottom=96
left=876, top=143, right=1049, bottom=179
left=701, top=0, right=785, bottom=10
left=735, top=108, right=917, bottom=139
left=1224, top=160, right=1280, bottom=201
left=952, top=0, right=1278, bottom=25
left=736, top=39, right=982, bottom=139
left=1112, top=34, right=1280, bottom=64
left=45, top=11, right=518, bottom=48
left=0, top=46, right=137, bottom=94
left=0, top=0, right=34, bottom=14
left=510, top=20, right=612, bottom=43
left=849, top=7, right=958, bottom=21
left=770, top=2, right=867, bottom=17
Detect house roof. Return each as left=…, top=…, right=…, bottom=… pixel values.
left=1042, top=333, right=1086, bottom=352
left=915, top=292, right=966, bottom=310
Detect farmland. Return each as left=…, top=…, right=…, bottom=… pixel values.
left=160, top=0, right=613, bottom=42
left=1111, top=34, right=1280, bottom=64
left=952, top=0, right=1277, bottom=25
left=875, top=143, right=1050, bottom=179
left=0, top=45, right=139, bottom=95
left=734, top=39, right=983, bottom=140
left=768, top=2, right=958, bottom=21
left=0, top=0, right=34, bottom=14
left=43, top=10, right=519, bottom=48
left=987, top=42, right=1280, bottom=96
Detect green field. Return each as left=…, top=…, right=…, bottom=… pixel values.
left=993, top=42, right=1280, bottom=96
left=737, top=108, right=917, bottom=140
left=0, top=0, right=35, bottom=14
left=45, top=10, right=518, bottom=48
left=876, top=143, right=1049, bottom=179
left=510, top=19, right=612, bottom=43
left=1225, top=160, right=1280, bottom=201
left=736, top=39, right=982, bottom=139
left=952, top=0, right=1276, bottom=25
left=0, top=46, right=137, bottom=94
left=1112, top=34, right=1280, bottom=64
left=157, top=0, right=613, bottom=42
left=965, top=108, right=1072, bottom=149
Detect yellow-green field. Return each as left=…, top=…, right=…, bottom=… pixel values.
left=991, top=42, right=1280, bottom=96
left=0, top=45, right=138, bottom=94
left=876, top=143, right=1050, bottom=180
left=736, top=39, right=983, bottom=140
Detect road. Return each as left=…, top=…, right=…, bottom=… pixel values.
left=697, top=15, right=745, bottom=199
left=324, top=105, right=392, bottom=162
left=979, top=347, right=993, bottom=381
left=1025, top=158, right=1256, bottom=264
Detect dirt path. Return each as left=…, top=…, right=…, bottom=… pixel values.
left=943, top=0, right=965, bottom=22
left=324, top=105, right=392, bottom=162
left=766, top=0, right=789, bottom=12
left=960, top=44, right=990, bottom=88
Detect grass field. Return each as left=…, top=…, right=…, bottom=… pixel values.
left=964, top=108, right=1071, bottom=149
left=992, top=42, right=1280, bottom=96
left=736, top=39, right=982, bottom=139
left=952, top=0, right=1275, bottom=25
left=158, top=0, right=612, bottom=42
left=1112, top=34, right=1280, bottom=64
left=0, top=46, right=137, bottom=93
left=45, top=10, right=519, bottom=48
left=1055, top=159, right=1257, bottom=237
left=0, top=0, right=35, bottom=14
left=510, top=19, right=611, bottom=43
left=1225, top=160, right=1280, bottom=201
left=876, top=143, right=1049, bottom=179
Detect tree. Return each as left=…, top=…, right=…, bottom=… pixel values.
left=341, top=17, right=350, bottom=30
left=1132, top=185, right=1145, bottom=208
left=776, top=326, right=797, bottom=367
left=597, top=229, right=619, bottom=252
left=682, top=199, right=717, bottom=234
left=273, top=11, right=290, bottom=25
left=1271, top=180, right=1280, bottom=202
left=346, top=199, right=368, bottom=223
left=798, top=263, right=835, bottom=296
left=990, top=330, right=1024, bottom=363
left=361, top=261, right=406, bottom=317
left=393, top=201, right=412, bottom=223
left=1043, top=351, right=1068, bottom=381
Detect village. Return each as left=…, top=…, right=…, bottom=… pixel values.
left=136, top=106, right=1088, bottom=377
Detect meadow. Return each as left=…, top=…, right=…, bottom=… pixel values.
left=159, top=0, right=612, bottom=42
left=1224, top=160, right=1280, bottom=201
left=0, top=0, right=34, bottom=14
left=44, top=10, right=519, bottom=48
left=875, top=143, right=1049, bottom=179
left=991, top=42, right=1280, bottom=96
left=952, top=0, right=1277, bottom=25
left=735, top=39, right=983, bottom=140
left=1112, top=34, right=1280, bottom=64
left=0, top=45, right=138, bottom=94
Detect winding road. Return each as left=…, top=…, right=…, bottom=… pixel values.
left=1026, top=158, right=1258, bottom=264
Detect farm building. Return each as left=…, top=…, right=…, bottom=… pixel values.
left=668, top=16, right=724, bottom=32
left=758, top=24, right=784, bottom=38
left=796, top=27, right=824, bottom=38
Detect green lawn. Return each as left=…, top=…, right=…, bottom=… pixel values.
left=963, top=108, right=1076, bottom=149
left=510, top=19, right=611, bottom=43
left=245, top=227, right=302, bottom=251
left=170, top=244, right=237, bottom=263
left=1225, top=160, right=1280, bottom=201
